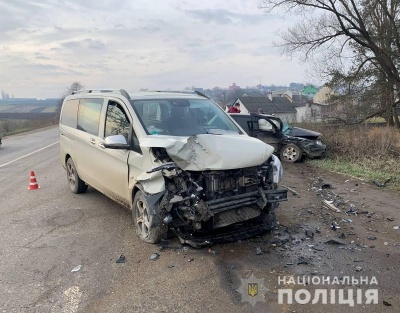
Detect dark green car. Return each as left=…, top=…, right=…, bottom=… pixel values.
left=230, top=113, right=326, bottom=163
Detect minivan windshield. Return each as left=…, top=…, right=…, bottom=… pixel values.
left=131, top=98, right=241, bottom=136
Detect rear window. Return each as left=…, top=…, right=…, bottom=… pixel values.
left=60, top=99, right=79, bottom=128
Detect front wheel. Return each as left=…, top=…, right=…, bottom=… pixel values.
left=66, top=158, right=88, bottom=194
left=280, top=144, right=302, bottom=163
left=132, top=190, right=166, bottom=243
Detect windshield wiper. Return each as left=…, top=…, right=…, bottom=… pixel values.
left=205, top=128, right=239, bottom=135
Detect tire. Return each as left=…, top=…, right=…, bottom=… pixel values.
left=66, top=158, right=88, bottom=194
left=280, top=144, right=302, bottom=163
left=132, top=190, right=166, bottom=244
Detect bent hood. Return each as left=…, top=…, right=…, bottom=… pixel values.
left=157, top=134, right=275, bottom=171
left=288, top=127, right=321, bottom=139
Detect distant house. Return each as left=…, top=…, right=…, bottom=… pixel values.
left=232, top=95, right=297, bottom=121
left=302, top=85, right=319, bottom=99
left=229, top=83, right=241, bottom=91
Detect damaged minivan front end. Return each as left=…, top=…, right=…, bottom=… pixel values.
left=136, top=134, right=287, bottom=246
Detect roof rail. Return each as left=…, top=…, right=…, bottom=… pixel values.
left=194, top=90, right=209, bottom=99
left=71, top=89, right=131, bottom=99
left=153, top=90, right=209, bottom=99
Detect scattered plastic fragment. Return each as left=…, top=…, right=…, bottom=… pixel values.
left=208, top=248, right=216, bottom=255
left=256, top=247, right=262, bottom=255
left=321, top=183, right=332, bottom=189
left=297, top=257, right=309, bottom=265
left=331, top=222, right=341, bottom=231
left=393, top=226, right=400, bottom=230
left=116, top=254, right=126, bottom=263
left=305, top=230, right=314, bottom=238
left=323, top=200, right=341, bottom=213
left=383, top=300, right=392, bottom=306
left=367, top=236, right=377, bottom=240
left=168, top=265, right=174, bottom=268
left=355, top=266, right=362, bottom=272
left=187, top=258, right=194, bottom=262
left=387, top=217, right=394, bottom=221
left=71, top=265, right=81, bottom=272
left=325, top=239, right=345, bottom=245
left=312, top=245, right=324, bottom=251
left=150, top=253, right=160, bottom=261
left=282, top=185, right=300, bottom=196
left=372, top=179, right=390, bottom=187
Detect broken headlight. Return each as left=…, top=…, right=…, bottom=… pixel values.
left=271, top=154, right=283, bottom=184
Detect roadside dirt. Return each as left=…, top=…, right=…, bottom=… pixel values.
left=86, top=162, right=400, bottom=313
left=197, top=161, right=400, bottom=312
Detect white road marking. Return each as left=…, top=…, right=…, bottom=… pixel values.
left=0, top=141, right=59, bottom=168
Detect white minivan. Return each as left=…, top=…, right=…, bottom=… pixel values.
left=59, top=89, right=287, bottom=246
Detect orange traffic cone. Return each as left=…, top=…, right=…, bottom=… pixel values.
left=28, top=170, right=40, bottom=190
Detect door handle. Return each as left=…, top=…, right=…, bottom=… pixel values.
left=89, top=138, right=96, bottom=145
left=99, top=142, right=105, bottom=149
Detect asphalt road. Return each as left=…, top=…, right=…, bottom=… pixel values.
left=0, top=126, right=399, bottom=313
left=0, top=126, right=243, bottom=313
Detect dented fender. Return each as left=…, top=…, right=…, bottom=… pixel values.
left=135, top=171, right=166, bottom=194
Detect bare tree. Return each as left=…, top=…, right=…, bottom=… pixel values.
left=56, top=81, right=84, bottom=117
left=260, top=0, right=400, bottom=127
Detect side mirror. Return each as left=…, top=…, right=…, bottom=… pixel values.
left=103, top=135, right=129, bottom=150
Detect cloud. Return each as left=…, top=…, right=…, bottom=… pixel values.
left=0, top=0, right=308, bottom=97
left=60, top=39, right=106, bottom=50
left=183, top=8, right=269, bottom=25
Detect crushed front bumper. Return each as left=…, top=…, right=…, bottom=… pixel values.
left=173, top=187, right=288, bottom=246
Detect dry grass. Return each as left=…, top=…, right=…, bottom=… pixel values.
left=0, top=118, right=58, bottom=136
left=297, top=123, right=400, bottom=190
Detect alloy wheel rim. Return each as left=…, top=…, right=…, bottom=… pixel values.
left=67, top=162, right=76, bottom=186
left=135, top=199, right=150, bottom=238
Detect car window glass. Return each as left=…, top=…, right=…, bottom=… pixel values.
left=282, top=121, right=291, bottom=134
left=105, top=102, right=130, bottom=141
left=258, top=118, right=275, bottom=132
left=77, top=98, right=103, bottom=135
left=61, top=99, right=79, bottom=128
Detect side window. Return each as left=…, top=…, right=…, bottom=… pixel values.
left=233, top=117, right=251, bottom=133
left=77, top=98, right=103, bottom=135
left=105, top=102, right=130, bottom=141
left=258, top=118, right=276, bottom=133
left=60, top=99, right=79, bottom=128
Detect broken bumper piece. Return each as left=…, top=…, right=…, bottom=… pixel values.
left=174, top=188, right=288, bottom=247
left=173, top=218, right=276, bottom=247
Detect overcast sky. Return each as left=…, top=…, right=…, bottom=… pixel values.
left=0, top=0, right=310, bottom=98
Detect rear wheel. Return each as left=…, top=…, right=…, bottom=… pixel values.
left=66, top=158, right=88, bottom=194
left=132, top=190, right=166, bottom=243
left=280, top=144, right=302, bottom=162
